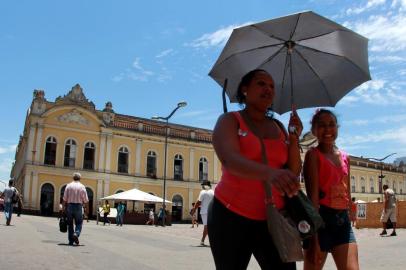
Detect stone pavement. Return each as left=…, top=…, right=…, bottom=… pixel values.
left=0, top=214, right=405, bottom=269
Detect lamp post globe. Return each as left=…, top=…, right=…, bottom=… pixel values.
left=151, top=101, right=187, bottom=226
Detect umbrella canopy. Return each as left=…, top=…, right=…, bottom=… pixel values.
left=355, top=199, right=366, bottom=204
left=101, top=188, right=172, bottom=204
left=209, top=11, right=371, bottom=114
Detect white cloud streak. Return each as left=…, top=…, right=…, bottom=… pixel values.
left=188, top=22, right=253, bottom=48
left=346, top=0, right=386, bottom=15
left=155, top=49, right=174, bottom=58
left=0, top=145, right=16, bottom=154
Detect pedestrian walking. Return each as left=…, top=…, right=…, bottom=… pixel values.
left=191, top=181, right=213, bottom=245
left=190, top=202, right=198, bottom=228
left=16, top=194, right=23, bottom=217
left=209, top=70, right=302, bottom=269
left=0, top=179, right=19, bottom=226
left=63, top=172, right=89, bottom=246
left=303, top=109, right=359, bottom=270
left=350, top=197, right=357, bottom=227
left=380, top=184, right=397, bottom=236
left=116, top=201, right=125, bottom=226
left=102, top=200, right=111, bottom=225
left=156, top=207, right=164, bottom=226
left=146, top=209, right=155, bottom=225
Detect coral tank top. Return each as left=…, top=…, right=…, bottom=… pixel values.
left=215, top=112, right=288, bottom=220
left=313, top=147, right=350, bottom=210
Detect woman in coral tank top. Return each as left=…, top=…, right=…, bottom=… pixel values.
left=303, top=109, right=359, bottom=270
left=209, top=69, right=303, bottom=269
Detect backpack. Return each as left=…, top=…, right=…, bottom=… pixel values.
left=11, top=189, right=19, bottom=204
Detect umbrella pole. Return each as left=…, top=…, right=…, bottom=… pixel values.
left=222, top=79, right=228, bottom=113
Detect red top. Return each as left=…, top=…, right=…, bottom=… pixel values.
left=215, top=112, right=288, bottom=220
left=313, top=147, right=350, bottom=210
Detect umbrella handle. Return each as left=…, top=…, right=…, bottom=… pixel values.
left=222, top=79, right=228, bottom=113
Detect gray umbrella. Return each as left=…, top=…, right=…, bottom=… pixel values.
left=209, top=11, right=371, bottom=114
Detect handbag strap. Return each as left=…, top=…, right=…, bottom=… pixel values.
left=239, top=110, right=274, bottom=203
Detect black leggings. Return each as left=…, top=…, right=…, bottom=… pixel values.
left=208, top=197, right=296, bottom=270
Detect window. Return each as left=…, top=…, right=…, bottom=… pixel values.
left=118, top=146, right=129, bottom=173
left=44, top=136, right=57, bottom=165
left=361, top=177, right=366, bottom=193
left=370, top=177, right=374, bottom=193
left=173, top=154, right=183, bottom=180
left=83, top=142, right=95, bottom=170
left=199, top=157, right=208, bottom=181
left=64, top=139, right=77, bottom=167
left=146, top=151, right=157, bottom=178
left=351, top=176, right=356, bottom=193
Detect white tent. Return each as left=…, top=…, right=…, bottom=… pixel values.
left=356, top=199, right=366, bottom=204
left=100, top=188, right=172, bottom=204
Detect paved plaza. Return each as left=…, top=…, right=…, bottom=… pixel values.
left=0, top=214, right=405, bottom=269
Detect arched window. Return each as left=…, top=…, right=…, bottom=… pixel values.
left=360, top=177, right=366, bottom=193
left=199, top=157, right=208, bottom=181
left=44, top=136, right=57, bottom=165
left=40, top=183, right=55, bottom=216
left=173, top=154, right=183, bottom=180
left=370, top=177, right=374, bottom=193
left=118, top=146, right=129, bottom=173
left=83, top=142, right=95, bottom=170
left=146, top=151, right=157, bottom=178
left=64, top=139, right=77, bottom=168
left=351, top=176, right=356, bottom=193
left=172, top=195, right=183, bottom=222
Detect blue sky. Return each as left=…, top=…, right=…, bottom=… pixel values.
left=1, top=0, right=406, bottom=183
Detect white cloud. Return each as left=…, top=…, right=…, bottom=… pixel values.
left=339, top=126, right=406, bottom=146
left=340, top=79, right=406, bottom=106
left=346, top=0, right=386, bottom=15
left=112, top=57, right=155, bottom=83
left=155, top=49, right=174, bottom=58
left=188, top=22, right=253, bottom=48
left=0, top=145, right=17, bottom=154
left=343, top=114, right=406, bottom=126
left=0, top=158, right=13, bottom=175
left=370, top=55, right=406, bottom=63
left=348, top=13, right=406, bottom=52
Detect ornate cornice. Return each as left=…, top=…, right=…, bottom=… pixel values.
left=55, top=84, right=95, bottom=110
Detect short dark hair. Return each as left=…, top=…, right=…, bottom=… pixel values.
left=236, top=69, right=269, bottom=104
left=9, top=179, right=14, bottom=186
left=383, top=184, right=389, bottom=190
left=310, top=108, right=338, bottom=131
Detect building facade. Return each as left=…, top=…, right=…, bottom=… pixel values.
left=11, top=85, right=220, bottom=221
left=11, top=86, right=406, bottom=221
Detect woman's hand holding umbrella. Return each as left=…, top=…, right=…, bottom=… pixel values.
left=288, top=105, right=303, bottom=138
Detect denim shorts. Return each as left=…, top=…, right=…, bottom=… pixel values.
left=318, top=205, right=356, bottom=252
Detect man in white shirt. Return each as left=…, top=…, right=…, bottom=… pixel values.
left=191, top=181, right=214, bottom=246
left=0, top=179, right=18, bottom=226
left=380, top=184, right=397, bottom=236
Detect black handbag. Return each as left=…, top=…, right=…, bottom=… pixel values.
left=285, top=190, right=324, bottom=240
left=59, top=215, right=68, bottom=233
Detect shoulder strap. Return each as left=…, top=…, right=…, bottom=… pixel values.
left=239, top=111, right=274, bottom=202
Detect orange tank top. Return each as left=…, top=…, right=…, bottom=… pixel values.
left=313, top=147, right=350, bottom=210
left=214, top=112, right=288, bottom=221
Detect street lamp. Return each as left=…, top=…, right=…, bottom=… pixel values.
left=152, top=101, right=187, bottom=226
left=365, top=153, right=396, bottom=200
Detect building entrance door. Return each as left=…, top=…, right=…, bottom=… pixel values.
left=40, top=183, right=54, bottom=216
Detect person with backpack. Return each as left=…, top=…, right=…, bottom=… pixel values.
left=0, top=179, right=19, bottom=226
left=380, top=184, right=397, bottom=236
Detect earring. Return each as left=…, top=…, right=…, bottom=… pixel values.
left=243, top=92, right=247, bottom=96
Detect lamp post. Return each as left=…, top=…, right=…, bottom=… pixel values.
left=152, top=101, right=187, bottom=226
left=365, top=153, right=396, bottom=200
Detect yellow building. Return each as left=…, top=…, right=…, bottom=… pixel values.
left=11, top=85, right=220, bottom=221
left=11, top=85, right=406, bottom=221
